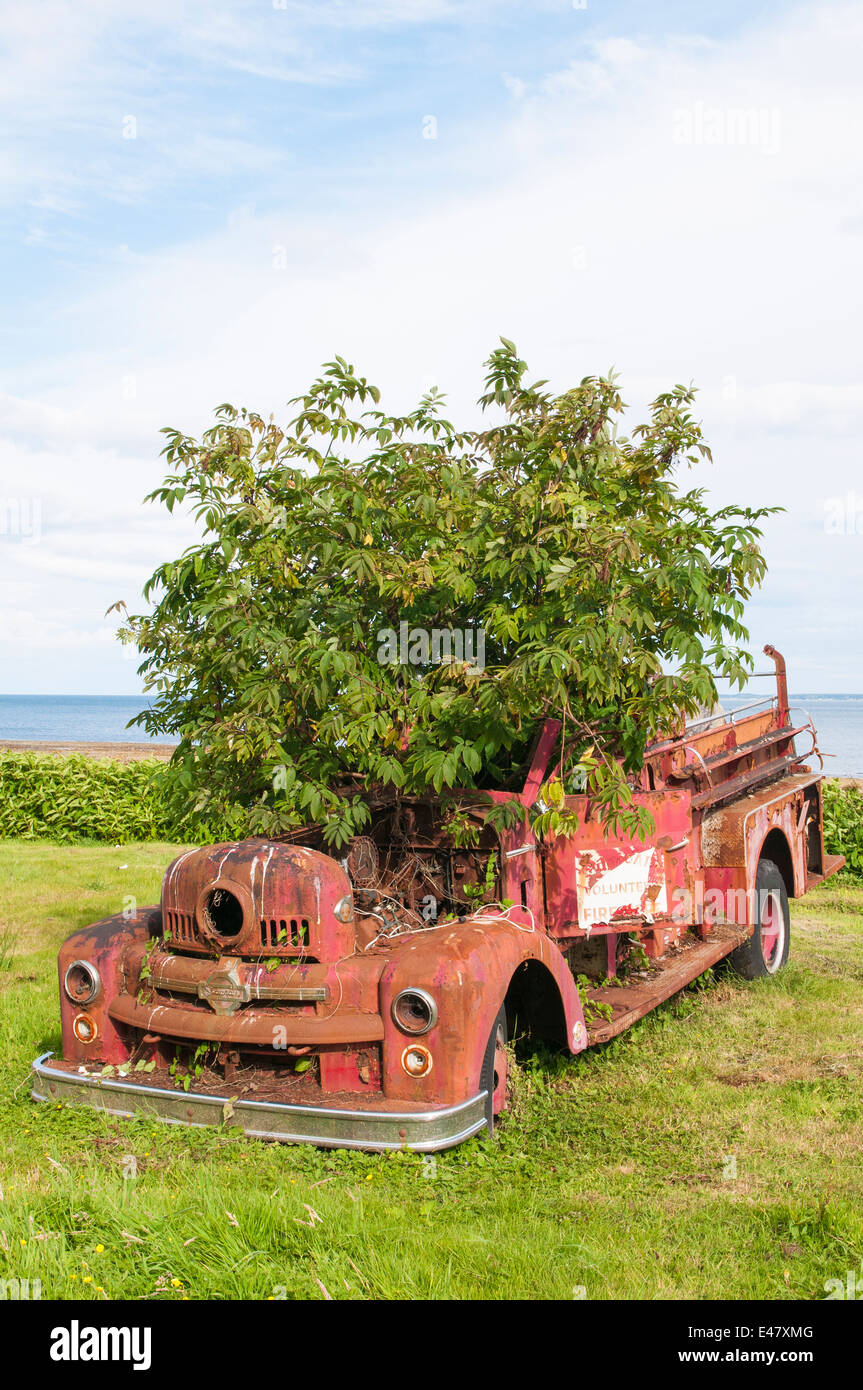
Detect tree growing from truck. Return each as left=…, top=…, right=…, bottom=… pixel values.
left=118, top=341, right=773, bottom=847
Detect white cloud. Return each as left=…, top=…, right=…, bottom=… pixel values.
left=591, top=37, right=648, bottom=65
left=0, top=608, right=120, bottom=650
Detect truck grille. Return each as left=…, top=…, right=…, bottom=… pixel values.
left=163, top=910, right=312, bottom=954
left=261, top=917, right=310, bottom=950
left=166, top=910, right=200, bottom=945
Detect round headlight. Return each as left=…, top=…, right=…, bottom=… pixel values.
left=64, top=959, right=101, bottom=1005
left=392, top=988, right=437, bottom=1035
left=334, top=894, right=354, bottom=923
left=401, top=1044, right=433, bottom=1077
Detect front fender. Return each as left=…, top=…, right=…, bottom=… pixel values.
left=57, top=909, right=157, bottom=1065
left=378, top=912, right=585, bottom=1107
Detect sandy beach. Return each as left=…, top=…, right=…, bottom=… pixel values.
left=0, top=739, right=177, bottom=763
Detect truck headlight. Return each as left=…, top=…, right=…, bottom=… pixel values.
left=334, top=894, right=354, bottom=923
left=64, top=960, right=101, bottom=1005
left=392, top=988, right=437, bottom=1035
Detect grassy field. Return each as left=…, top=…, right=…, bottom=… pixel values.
left=0, top=840, right=861, bottom=1301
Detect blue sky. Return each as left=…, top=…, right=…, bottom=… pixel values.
left=1, top=0, right=861, bottom=693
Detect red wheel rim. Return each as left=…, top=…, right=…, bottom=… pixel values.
left=492, top=1024, right=507, bottom=1115
left=760, top=890, right=784, bottom=972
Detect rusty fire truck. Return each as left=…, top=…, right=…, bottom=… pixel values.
left=33, top=646, right=843, bottom=1151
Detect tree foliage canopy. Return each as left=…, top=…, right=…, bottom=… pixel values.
left=122, top=341, right=773, bottom=847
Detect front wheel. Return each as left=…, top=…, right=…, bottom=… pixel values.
left=480, top=1004, right=508, bottom=1135
left=726, top=858, right=790, bottom=980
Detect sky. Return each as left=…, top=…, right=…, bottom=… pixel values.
left=0, top=0, right=860, bottom=695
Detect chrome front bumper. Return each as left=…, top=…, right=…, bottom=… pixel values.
left=31, top=1053, right=488, bottom=1152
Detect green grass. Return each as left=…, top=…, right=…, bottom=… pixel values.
left=1, top=841, right=861, bottom=1301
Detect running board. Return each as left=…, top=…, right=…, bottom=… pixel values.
left=586, top=924, right=749, bottom=1045
left=805, top=852, right=846, bottom=888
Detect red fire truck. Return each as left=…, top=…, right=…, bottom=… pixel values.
left=33, top=647, right=842, bottom=1151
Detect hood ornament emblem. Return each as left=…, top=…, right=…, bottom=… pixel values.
left=197, top=962, right=249, bottom=1016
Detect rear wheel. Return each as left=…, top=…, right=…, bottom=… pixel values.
left=727, top=858, right=790, bottom=980
left=480, top=1004, right=508, bottom=1135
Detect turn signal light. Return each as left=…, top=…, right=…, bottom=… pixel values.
left=72, top=1013, right=98, bottom=1045
left=401, top=1045, right=433, bottom=1077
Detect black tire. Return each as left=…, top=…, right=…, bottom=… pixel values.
left=480, top=1004, right=508, bottom=1136
left=726, top=858, right=790, bottom=980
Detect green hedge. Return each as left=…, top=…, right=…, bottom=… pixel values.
left=821, top=780, right=863, bottom=879
left=0, top=752, right=228, bottom=844
left=2, top=752, right=862, bottom=870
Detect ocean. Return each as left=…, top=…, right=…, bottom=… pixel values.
left=1, top=692, right=862, bottom=775
left=0, top=695, right=159, bottom=744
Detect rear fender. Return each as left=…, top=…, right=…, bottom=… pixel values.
left=700, top=774, right=818, bottom=921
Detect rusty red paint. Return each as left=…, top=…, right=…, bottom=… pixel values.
left=44, top=647, right=844, bottom=1147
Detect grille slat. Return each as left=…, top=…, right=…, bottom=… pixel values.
left=166, top=909, right=199, bottom=944
left=260, top=917, right=310, bottom=950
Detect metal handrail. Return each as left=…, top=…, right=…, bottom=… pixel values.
left=685, top=695, right=777, bottom=733
left=683, top=743, right=714, bottom=787
left=784, top=706, right=823, bottom=771
left=647, top=694, right=778, bottom=751
left=786, top=703, right=815, bottom=729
